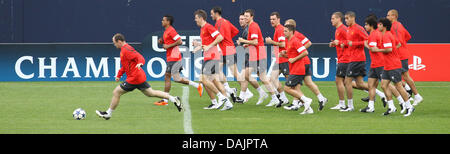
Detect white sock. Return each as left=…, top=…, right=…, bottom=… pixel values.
left=106, top=108, right=114, bottom=115
left=415, top=94, right=422, bottom=99
left=211, top=99, right=217, bottom=105
left=368, top=100, right=374, bottom=109
left=168, top=96, right=177, bottom=102
left=246, top=88, right=253, bottom=96
left=163, top=99, right=168, bottom=103
left=300, top=95, right=310, bottom=103
left=376, top=89, right=386, bottom=98
left=339, top=100, right=345, bottom=107
left=317, top=93, right=326, bottom=102
left=271, top=94, right=278, bottom=100
left=404, top=98, right=412, bottom=108
left=348, top=99, right=354, bottom=108
left=256, top=87, right=264, bottom=95
left=404, top=84, right=411, bottom=91
left=397, top=96, right=404, bottom=103
left=217, top=92, right=226, bottom=100
left=387, top=100, right=395, bottom=109
left=189, top=81, right=199, bottom=88
left=292, top=99, right=300, bottom=106
left=239, top=90, right=246, bottom=99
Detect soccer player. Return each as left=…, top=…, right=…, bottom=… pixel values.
left=154, top=14, right=203, bottom=106
left=264, top=12, right=290, bottom=107
left=387, top=9, right=423, bottom=106
left=210, top=6, right=244, bottom=103
left=236, top=12, right=254, bottom=103
left=192, top=9, right=233, bottom=111
left=282, top=24, right=314, bottom=114
left=237, top=9, right=281, bottom=106
left=370, top=18, right=414, bottom=116
left=96, top=33, right=183, bottom=120
left=340, top=11, right=382, bottom=112
left=282, top=19, right=328, bottom=111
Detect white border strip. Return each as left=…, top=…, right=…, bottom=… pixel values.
left=182, top=86, right=194, bottom=134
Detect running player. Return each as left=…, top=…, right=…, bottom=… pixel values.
left=236, top=12, right=254, bottom=103
left=154, top=14, right=203, bottom=106
left=282, top=24, right=314, bottom=114
left=264, top=12, right=290, bottom=107
left=237, top=9, right=281, bottom=106
left=210, top=6, right=243, bottom=103
left=96, top=33, right=183, bottom=120
left=192, top=9, right=233, bottom=111
left=282, top=19, right=328, bottom=111
left=370, top=18, right=414, bottom=116
left=387, top=9, right=423, bottom=106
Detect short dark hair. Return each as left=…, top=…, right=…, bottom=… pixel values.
left=194, top=9, right=207, bottom=20
left=212, top=6, right=222, bottom=15
left=378, top=17, right=392, bottom=31
left=244, top=9, right=255, bottom=17
left=163, top=14, right=174, bottom=25
left=285, top=24, right=296, bottom=33
left=365, top=15, right=378, bottom=29
left=113, top=33, right=125, bottom=42
left=345, top=11, right=356, bottom=18
left=332, top=12, right=344, bottom=21
left=270, top=12, right=280, bottom=19
left=240, top=12, right=245, bottom=16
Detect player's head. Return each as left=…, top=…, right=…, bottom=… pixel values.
left=194, top=9, right=207, bottom=27
left=112, top=33, right=126, bottom=49
left=331, top=12, right=343, bottom=27
left=284, top=24, right=295, bottom=39
left=344, top=11, right=356, bottom=26
left=210, top=6, right=222, bottom=21
left=162, top=14, right=174, bottom=27
left=364, top=14, right=378, bottom=32
left=378, top=17, right=392, bottom=32
left=239, top=12, right=247, bottom=28
left=387, top=9, right=398, bottom=22
left=244, top=9, right=255, bottom=23
left=270, top=12, right=281, bottom=28
left=284, top=19, right=296, bottom=28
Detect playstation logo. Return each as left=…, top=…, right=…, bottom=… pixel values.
left=408, top=55, right=426, bottom=70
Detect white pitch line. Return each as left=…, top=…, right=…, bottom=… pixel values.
left=182, top=86, right=194, bottom=134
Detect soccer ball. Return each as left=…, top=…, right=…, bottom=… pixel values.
left=73, top=108, right=86, bottom=120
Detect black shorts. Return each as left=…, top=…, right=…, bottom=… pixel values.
left=221, top=54, right=237, bottom=67
left=401, top=59, right=409, bottom=73
left=305, top=64, right=312, bottom=76
left=368, top=66, right=384, bottom=80
left=273, top=62, right=290, bottom=76
left=120, top=81, right=151, bottom=92
left=336, top=63, right=349, bottom=78
left=346, top=61, right=366, bottom=77
left=247, top=59, right=267, bottom=74
left=285, top=75, right=305, bottom=87
left=166, top=60, right=183, bottom=74
left=202, top=60, right=219, bottom=75
left=381, top=69, right=402, bottom=83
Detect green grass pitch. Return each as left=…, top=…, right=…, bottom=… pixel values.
left=0, top=81, right=449, bottom=134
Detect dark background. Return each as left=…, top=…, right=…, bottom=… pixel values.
left=1, top=0, right=449, bottom=43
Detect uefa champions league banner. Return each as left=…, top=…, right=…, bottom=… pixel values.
left=0, top=32, right=353, bottom=82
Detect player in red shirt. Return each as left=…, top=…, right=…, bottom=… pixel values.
left=96, top=33, right=183, bottom=120
left=339, top=11, right=373, bottom=112
left=387, top=9, right=423, bottom=106
left=192, top=9, right=233, bottom=111
left=282, top=19, right=328, bottom=111
left=264, top=12, right=290, bottom=107
left=282, top=24, right=314, bottom=114
left=370, top=18, right=414, bottom=117
left=237, top=9, right=281, bottom=106
left=210, top=6, right=244, bottom=103
left=154, top=14, right=203, bottom=106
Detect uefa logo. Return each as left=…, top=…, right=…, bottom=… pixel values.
left=408, top=55, right=426, bottom=71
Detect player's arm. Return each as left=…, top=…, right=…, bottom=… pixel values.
left=126, top=50, right=145, bottom=70
left=163, top=39, right=182, bottom=50
left=203, top=34, right=223, bottom=52
left=116, top=67, right=124, bottom=82
left=238, top=37, right=258, bottom=46
left=371, top=41, right=393, bottom=53
left=230, top=23, right=240, bottom=38
left=289, top=43, right=308, bottom=63
left=351, top=29, right=368, bottom=47
left=265, top=37, right=285, bottom=48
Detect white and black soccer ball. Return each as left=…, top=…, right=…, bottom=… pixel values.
left=73, top=108, right=86, bottom=120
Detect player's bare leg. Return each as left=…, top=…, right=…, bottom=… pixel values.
left=331, top=76, right=347, bottom=110
left=304, top=75, right=328, bottom=110
left=393, top=81, right=414, bottom=116
left=343, top=76, right=355, bottom=111
left=140, top=87, right=182, bottom=112
left=284, top=84, right=313, bottom=114
left=381, top=79, right=397, bottom=115
left=201, top=74, right=232, bottom=110
left=402, top=71, right=423, bottom=106
left=96, top=86, right=127, bottom=120
left=257, top=71, right=280, bottom=106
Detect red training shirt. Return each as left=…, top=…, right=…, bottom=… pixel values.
left=117, top=43, right=147, bottom=84
left=391, top=21, right=411, bottom=60
left=381, top=31, right=402, bottom=70
left=294, top=31, right=311, bottom=64
left=334, top=24, right=350, bottom=63
left=200, top=23, right=221, bottom=61
left=367, top=29, right=384, bottom=68
left=215, top=17, right=239, bottom=56
left=247, top=21, right=267, bottom=61
left=163, top=26, right=182, bottom=62
left=344, top=23, right=368, bottom=62
left=272, top=24, right=288, bottom=63
left=286, top=36, right=307, bottom=75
